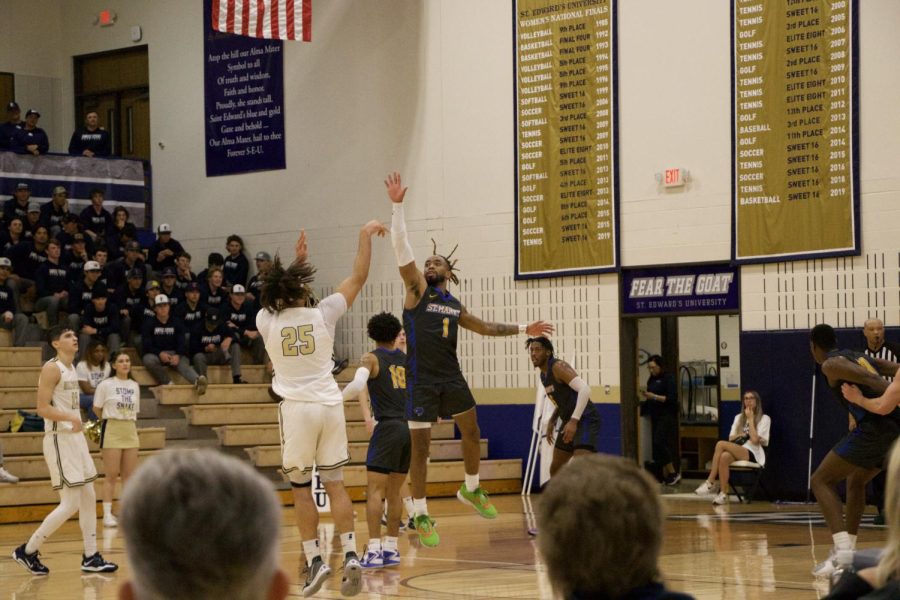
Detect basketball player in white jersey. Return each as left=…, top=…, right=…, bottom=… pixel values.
left=258, top=221, right=387, bottom=598
left=11, top=326, right=117, bottom=575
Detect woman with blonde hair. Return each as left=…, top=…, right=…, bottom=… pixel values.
left=695, top=390, right=771, bottom=505
left=93, top=350, right=140, bottom=527
left=825, top=437, right=900, bottom=598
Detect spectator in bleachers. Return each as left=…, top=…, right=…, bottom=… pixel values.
left=7, top=224, right=49, bottom=295
left=93, top=247, right=113, bottom=291
left=80, top=287, right=121, bottom=354
left=10, top=108, right=48, bottom=155
left=40, top=187, right=70, bottom=236
left=63, top=233, right=90, bottom=282
left=0, top=101, right=23, bottom=149
left=69, top=260, right=105, bottom=333
left=58, top=214, right=89, bottom=255
left=196, top=252, right=224, bottom=285
left=200, top=266, right=226, bottom=309
left=80, top=189, right=112, bottom=244
left=140, top=281, right=162, bottom=338
left=247, top=251, right=271, bottom=305
left=22, top=202, right=41, bottom=239
left=108, top=240, right=148, bottom=290
left=107, top=206, right=138, bottom=260
left=174, top=251, right=196, bottom=290
left=117, top=449, right=289, bottom=600
left=226, top=284, right=265, bottom=366
left=115, top=268, right=145, bottom=348
left=0, top=257, right=29, bottom=347
left=1, top=217, right=25, bottom=255
left=68, top=111, right=111, bottom=158
left=174, top=281, right=203, bottom=348
left=76, top=339, right=111, bottom=421
left=3, top=182, right=31, bottom=223
left=34, top=239, right=69, bottom=326
left=223, top=234, right=249, bottom=289
left=148, top=224, right=184, bottom=273
left=158, top=267, right=182, bottom=307
left=537, top=454, right=694, bottom=600
left=191, top=306, right=243, bottom=385
left=141, top=294, right=207, bottom=394
left=93, top=350, right=140, bottom=529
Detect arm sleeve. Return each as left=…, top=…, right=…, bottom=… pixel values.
left=567, top=376, right=591, bottom=421
left=341, top=366, right=371, bottom=401
left=390, top=203, right=415, bottom=266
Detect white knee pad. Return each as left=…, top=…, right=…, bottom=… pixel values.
left=407, top=421, right=432, bottom=430
left=318, top=467, right=344, bottom=483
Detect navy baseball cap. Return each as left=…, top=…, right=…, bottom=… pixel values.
left=161, top=267, right=176, bottom=277
left=6, top=101, right=20, bottom=112
left=185, top=282, right=201, bottom=292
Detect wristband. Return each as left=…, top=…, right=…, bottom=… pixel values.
left=519, top=324, right=527, bottom=334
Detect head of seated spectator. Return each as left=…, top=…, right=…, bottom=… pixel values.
left=4, top=101, right=21, bottom=127
left=12, top=182, right=30, bottom=207
left=61, top=213, right=80, bottom=235
left=50, top=186, right=68, bottom=210
left=146, top=280, right=160, bottom=301
left=26, top=202, right=41, bottom=229
left=207, top=266, right=223, bottom=290
left=93, top=246, right=109, bottom=267
left=118, top=449, right=289, bottom=600
left=84, top=260, right=103, bottom=283
left=226, top=234, right=245, bottom=260
left=125, top=240, right=144, bottom=264
left=4, top=217, right=24, bottom=246
left=537, top=454, right=694, bottom=600
left=31, top=225, right=49, bottom=247
left=207, top=252, right=225, bottom=269
left=125, top=268, right=143, bottom=291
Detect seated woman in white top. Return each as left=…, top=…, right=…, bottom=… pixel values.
left=695, top=390, right=771, bottom=505
left=75, top=340, right=111, bottom=421
left=92, top=351, right=141, bottom=527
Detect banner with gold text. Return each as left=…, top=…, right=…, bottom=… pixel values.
left=732, top=0, right=859, bottom=263
left=514, top=0, right=618, bottom=279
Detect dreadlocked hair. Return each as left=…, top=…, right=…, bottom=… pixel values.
left=259, top=256, right=317, bottom=313
left=431, top=238, right=460, bottom=286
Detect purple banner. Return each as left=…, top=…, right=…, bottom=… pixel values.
left=203, top=0, right=285, bottom=177
left=622, top=264, right=739, bottom=315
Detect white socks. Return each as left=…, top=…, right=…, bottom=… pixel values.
left=833, top=531, right=852, bottom=551
left=465, top=473, right=480, bottom=492
left=103, top=502, right=113, bottom=517
left=383, top=536, right=398, bottom=552
left=403, top=496, right=415, bottom=520
left=303, top=539, right=321, bottom=565
left=413, top=497, right=428, bottom=517
left=340, top=531, right=357, bottom=556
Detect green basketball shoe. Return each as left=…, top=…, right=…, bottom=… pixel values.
left=414, top=514, right=440, bottom=547
left=457, top=484, right=498, bottom=519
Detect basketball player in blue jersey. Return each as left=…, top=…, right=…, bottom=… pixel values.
left=385, top=171, right=554, bottom=547
left=527, top=336, right=601, bottom=476
left=808, top=324, right=899, bottom=577
left=342, top=312, right=409, bottom=569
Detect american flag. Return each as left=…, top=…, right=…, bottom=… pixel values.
left=211, top=0, right=311, bottom=41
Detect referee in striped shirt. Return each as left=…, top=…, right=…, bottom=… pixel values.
left=861, top=317, right=900, bottom=525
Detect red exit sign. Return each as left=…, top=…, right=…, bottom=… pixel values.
left=664, top=168, right=684, bottom=187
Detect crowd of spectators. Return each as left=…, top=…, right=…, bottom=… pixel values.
left=1, top=101, right=111, bottom=157
left=0, top=176, right=271, bottom=392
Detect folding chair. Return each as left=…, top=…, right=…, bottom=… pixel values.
left=729, top=460, right=764, bottom=502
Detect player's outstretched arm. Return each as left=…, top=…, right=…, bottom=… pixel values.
left=385, top=171, right=427, bottom=309
left=336, top=220, right=388, bottom=308
left=36, top=362, right=83, bottom=432
left=841, top=379, right=900, bottom=416
left=458, top=307, right=555, bottom=337
left=821, top=356, right=889, bottom=394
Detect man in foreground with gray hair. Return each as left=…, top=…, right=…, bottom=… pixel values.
left=118, top=449, right=289, bottom=600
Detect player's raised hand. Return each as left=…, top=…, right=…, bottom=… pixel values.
left=525, top=320, right=554, bottom=337
left=295, top=229, right=308, bottom=263
left=384, top=171, right=407, bottom=204
left=361, top=220, right=389, bottom=238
